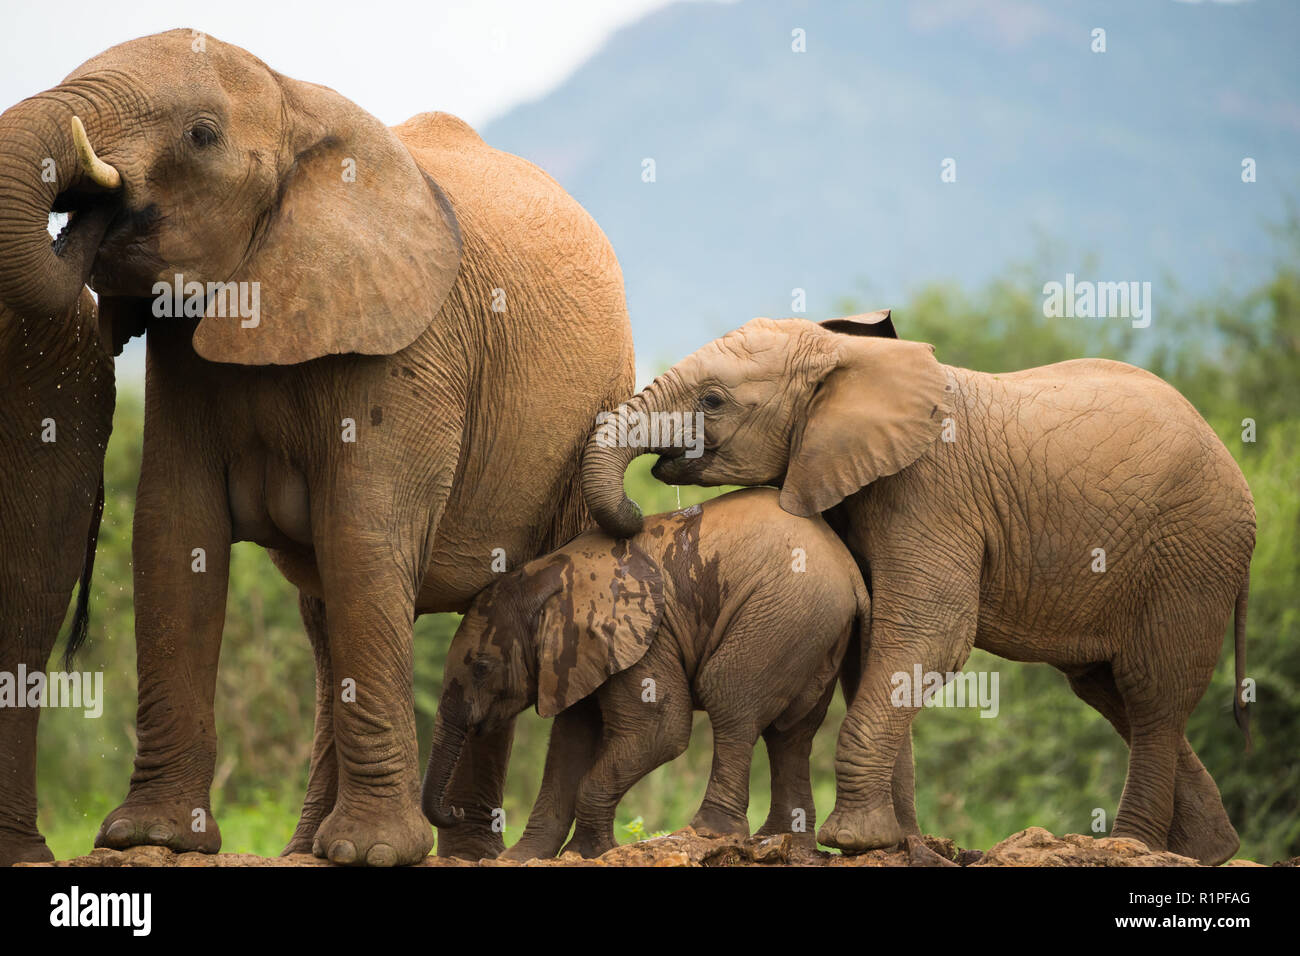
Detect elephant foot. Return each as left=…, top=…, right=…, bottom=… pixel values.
left=0, top=831, right=55, bottom=867
left=817, top=803, right=903, bottom=854
left=691, top=805, right=750, bottom=839
left=1167, top=762, right=1240, bottom=865
left=561, top=828, right=615, bottom=859
left=312, top=798, right=433, bottom=867
left=281, top=803, right=333, bottom=856
left=501, top=822, right=571, bottom=862
left=1167, top=819, right=1239, bottom=866
left=96, top=798, right=221, bottom=854
left=755, top=821, right=818, bottom=849
left=435, top=823, right=505, bottom=861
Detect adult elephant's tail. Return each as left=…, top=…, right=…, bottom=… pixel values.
left=63, top=475, right=104, bottom=667
left=1233, top=571, right=1252, bottom=753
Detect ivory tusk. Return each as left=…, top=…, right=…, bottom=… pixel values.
left=69, top=115, right=121, bottom=189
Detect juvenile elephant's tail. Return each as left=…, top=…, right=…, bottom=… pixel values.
left=62, top=475, right=104, bottom=668
left=1233, top=571, right=1252, bottom=754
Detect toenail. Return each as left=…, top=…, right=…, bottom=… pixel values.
left=329, top=840, right=357, bottom=864
left=106, top=820, right=131, bottom=842
left=366, top=843, right=396, bottom=867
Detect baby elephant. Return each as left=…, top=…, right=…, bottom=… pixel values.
left=422, top=488, right=883, bottom=859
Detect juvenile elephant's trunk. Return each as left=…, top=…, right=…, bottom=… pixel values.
left=582, top=375, right=678, bottom=538
left=0, top=96, right=121, bottom=318
left=422, top=707, right=468, bottom=829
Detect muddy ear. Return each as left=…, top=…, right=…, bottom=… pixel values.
left=780, top=337, right=953, bottom=517
left=819, top=309, right=897, bottom=339
left=535, top=541, right=664, bottom=719
left=192, top=79, right=462, bottom=366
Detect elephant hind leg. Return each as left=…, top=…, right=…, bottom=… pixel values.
left=283, top=592, right=338, bottom=855
left=757, top=685, right=830, bottom=845
left=1069, top=660, right=1235, bottom=862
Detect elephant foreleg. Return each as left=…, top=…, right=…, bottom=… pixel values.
left=501, top=695, right=602, bottom=861
left=0, top=594, right=68, bottom=865
left=433, top=721, right=517, bottom=860
left=96, top=454, right=231, bottom=855
left=309, top=539, right=431, bottom=867
left=283, top=592, right=338, bottom=855
left=819, top=576, right=979, bottom=854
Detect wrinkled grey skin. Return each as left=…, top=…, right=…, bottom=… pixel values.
left=582, top=313, right=1254, bottom=864
left=0, top=290, right=113, bottom=866
left=424, top=488, right=918, bottom=858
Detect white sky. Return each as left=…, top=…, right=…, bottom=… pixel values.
left=0, top=0, right=704, bottom=129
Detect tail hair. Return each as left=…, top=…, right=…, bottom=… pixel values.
left=62, top=477, right=104, bottom=668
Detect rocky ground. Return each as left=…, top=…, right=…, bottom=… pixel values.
left=21, top=826, right=1296, bottom=867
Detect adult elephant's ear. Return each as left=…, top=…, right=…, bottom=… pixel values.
left=192, top=79, right=462, bottom=366
left=780, top=337, right=953, bottom=517
left=535, top=541, right=664, bottom=719
left=819, top=309, right=897, bottom=339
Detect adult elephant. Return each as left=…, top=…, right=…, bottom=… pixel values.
left=0, top=30, right=634, bottom=866
left=0, top=290, right=114, bottom=865
left=581, top=312, right=1254, bottom=865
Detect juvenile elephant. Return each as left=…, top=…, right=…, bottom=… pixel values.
left=0, top=31, right=634, bottom=865
left=423, top=488, right=913, bottom=859
left=581, top=311, right=1255, bottom=865
left=0, top=290, right=114, bottom=865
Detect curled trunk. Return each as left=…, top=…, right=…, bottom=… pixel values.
left=421, top=709, right=468, bottom=829
left=583, top=373, right=680, bottom=537
left=0, top=96, right=119, bottom=318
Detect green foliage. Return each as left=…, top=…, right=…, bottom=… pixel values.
left=34, top=232, right=1300, bottom=862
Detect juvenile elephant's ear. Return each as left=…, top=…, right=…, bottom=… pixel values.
left=819, top=309, right=897, bottom=339
left=191, top=79, right=462, bottom=366
left=534, top=540, right=664, bottom=719
left=780, top=337, right=953, bottom=517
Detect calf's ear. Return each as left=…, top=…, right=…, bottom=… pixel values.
left=534, top=541, right=663, bottom=719
left=780, top=336, right=953, bottom=517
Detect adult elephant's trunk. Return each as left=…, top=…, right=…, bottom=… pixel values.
left=0, top=96, right=122, bottom=318
left=421, top=706, right=469, bottom=829
left=582, top=373, right=679, bottom=538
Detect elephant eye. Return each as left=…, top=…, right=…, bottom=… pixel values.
left=185, top=123, right=219, bottom=148
left=471, top=658, right=494, bottom=680
left=700, top=390, right=725, bottom=411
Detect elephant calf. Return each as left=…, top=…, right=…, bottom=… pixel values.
left=422, top=488, right=893, bottom=859
left=582, top=310, right=1255, bottom=864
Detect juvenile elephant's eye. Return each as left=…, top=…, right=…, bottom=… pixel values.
left=185, top=123, right=219, bottom=148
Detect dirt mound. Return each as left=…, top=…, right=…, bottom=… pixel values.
left=19, top=826, right=1275, bottom=867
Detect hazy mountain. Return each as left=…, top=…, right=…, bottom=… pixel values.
left=482, top=0, right=1300, bottom=368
